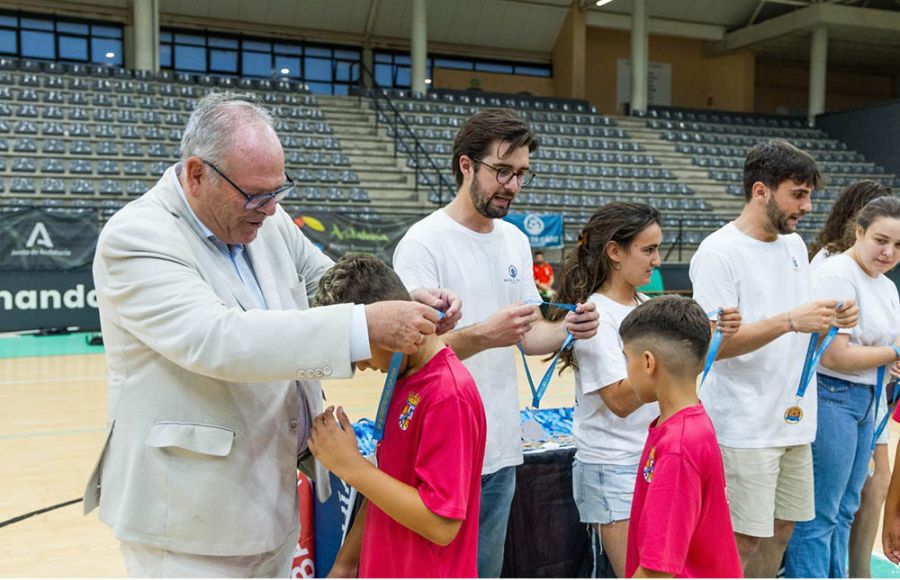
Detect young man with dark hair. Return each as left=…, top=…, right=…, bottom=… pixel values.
left=619, top=295, right=743, bottom=578
left=393, top=108, right=600, bottom=576
left=309, top=254, right=486, bottom=578
left=689, top=139, right=859, bottom=576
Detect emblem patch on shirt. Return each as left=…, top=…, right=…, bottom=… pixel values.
left=398, top=393, right=420, bottom=431
left=791, top=256, right=800, bottom=271
left=508, top=264, right=518, bottom=278
left=643, top=447, right=656, bottom=483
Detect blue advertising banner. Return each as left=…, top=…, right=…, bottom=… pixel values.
left=313, top=472, right=359, bottom=577
left=503, top=213, right=563, bottom=248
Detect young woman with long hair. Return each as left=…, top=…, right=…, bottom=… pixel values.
left=805, top=180, right=893, bottom=578
left=785, top=195, right=900, bottom=577
left=550, top=202, right=737, bottom=576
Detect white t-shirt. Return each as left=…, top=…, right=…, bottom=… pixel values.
left=393, top=209, right=541, bottom=475
left=809, top=247, right=831, bottom=270
left=690, top=222, right=815, bottom=448
left=811, top=251, right=900, bottom=386
left=573, top=293, right=659, bottom=465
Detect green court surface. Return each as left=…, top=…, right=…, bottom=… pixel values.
left=0, top=331, right=104, bottom=359
left=873, top=554, right=900, bottom=578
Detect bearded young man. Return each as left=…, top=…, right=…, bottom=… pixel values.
left=689, top=140, right=859, bottom=578
left=392, top=108, right=599, bottom=577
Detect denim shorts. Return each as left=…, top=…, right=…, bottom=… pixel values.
left=572, top=459, right=637, bottom=524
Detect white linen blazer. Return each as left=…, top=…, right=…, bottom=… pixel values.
left=83, top=167, right=354, bottom=556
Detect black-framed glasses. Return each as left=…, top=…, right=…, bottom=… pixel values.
left=473, top=159, right=536, bottom=188
left=202, top=159, right=295, bottom=210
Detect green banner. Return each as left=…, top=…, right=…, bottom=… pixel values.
left=290, top=211, right=419, bottom=266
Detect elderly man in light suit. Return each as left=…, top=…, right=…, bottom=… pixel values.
left=83, top=92, right=460, bottom=577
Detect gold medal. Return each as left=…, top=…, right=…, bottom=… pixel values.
left=784, top=405, right=804, bottom=424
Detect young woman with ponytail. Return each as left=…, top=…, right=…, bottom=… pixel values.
left=548, top=203, right=661, bottom=575
left=550, top=202, right=740, bottom=576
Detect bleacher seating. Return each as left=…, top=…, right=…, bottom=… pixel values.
left=638, top=106, right=899, bottom=243
left=368, top=90, right=730, bottom=247
left=0, top=57, right=373, bottom=213
left=3, top=56, right=897, bottom=256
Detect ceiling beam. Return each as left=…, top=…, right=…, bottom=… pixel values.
left=586, top=11, right=725, bottom=41
left=709, top=3, right=900, bottom=55
left=748, top=1, right=767, bottom=26
left=363, top=0, right=378, bottom=43
left=0, top=0, right=128, bottom=22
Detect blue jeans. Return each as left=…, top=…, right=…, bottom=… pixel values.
left=784, top=373, right=875, bottom=578
left=477, top=466, right=517, bottom=578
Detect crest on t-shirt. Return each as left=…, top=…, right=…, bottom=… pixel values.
left=791, top=256, right=800, bottom=271
left=398, top=392, right=420, bottom=431
left=643, top=447, right=656, bottom=483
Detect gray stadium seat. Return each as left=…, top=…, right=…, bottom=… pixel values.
left=71, top=179, right=95, bottom=194
left=40, top=177, right=65, bottom=193
left=10, top=177, right=35, bottom=193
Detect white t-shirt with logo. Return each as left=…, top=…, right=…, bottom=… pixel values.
left=573, top=293, right=660, bottom=465
left=812, top=251, right=900, bottom=386
left=393, top=209, right=541, bottom=475
left=690, top=222, right=815, bottom=448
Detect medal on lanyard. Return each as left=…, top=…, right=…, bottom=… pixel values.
left=372, top=310, right=445, bottom=442
left=785, top=304, right=843, bottom=424
left=700, top=308, right=724, bottom=386
left=518, top=299, right=579, bottom=440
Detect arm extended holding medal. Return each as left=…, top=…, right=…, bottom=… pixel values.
left=715, top=299, right=858, bottom=360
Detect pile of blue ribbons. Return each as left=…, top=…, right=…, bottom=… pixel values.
left=520, top=407, right=574, bottom=438
left=350, top=407, right=575, bottom=456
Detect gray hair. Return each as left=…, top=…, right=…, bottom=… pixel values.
left=180, top=91, right=276, bottom=172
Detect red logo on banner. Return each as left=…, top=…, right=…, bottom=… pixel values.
left=291, top=473, right=316, bottom=578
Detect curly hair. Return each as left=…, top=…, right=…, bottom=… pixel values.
left=313, top=253, right=410, bottom=307
left=550, top=202, right=661, bottom=370
left=808, top=180, right=892, bottom=260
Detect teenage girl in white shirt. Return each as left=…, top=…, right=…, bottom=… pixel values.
left=550, top=202, right=739, bottom=576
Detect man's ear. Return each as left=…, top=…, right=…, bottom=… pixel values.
left=183, top=156, right=205, bottom=197
left=751, top=181, right=770, bottom=203
left=459, top=155, right=476, bottom=183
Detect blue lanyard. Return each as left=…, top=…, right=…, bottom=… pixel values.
left=795, top=326, right=841, bottom=400
left=700, top=308, right=724, bottom=386
left=373, top=352, right=404, bottom=441
left=518, top=300, right=578, bottom=409
left=373, top=310, right=445, bottom=442
left=872, top=365, right=897, bottom=451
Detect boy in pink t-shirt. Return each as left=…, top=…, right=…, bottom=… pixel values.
left=619, top=296, right=743, bottom=578
left=308, top=254, right=486, bottom=578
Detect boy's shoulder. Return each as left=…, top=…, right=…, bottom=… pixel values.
left=653, top=405, right=718, bottom=458
left=404, top=346, right=481, bottom=405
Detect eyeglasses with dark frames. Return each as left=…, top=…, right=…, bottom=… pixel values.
left=473, top=159, right=536, bottom=188
left=202, top=159, right=295, bottom=210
